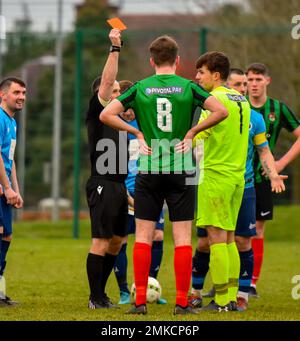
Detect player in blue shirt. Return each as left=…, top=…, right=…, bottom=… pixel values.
left=0, top=77, right=25, bottom=306
left=189, top=69, right=286, bottom=311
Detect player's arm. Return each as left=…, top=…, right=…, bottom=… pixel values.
left=11, top=160, right=23, bottom=208
left=0, top=154, right=10, bottom=191
left=192, top=110, right=211, bottom=162
left=175, top=96, right=227, bottom=153
left=275, top=125, right=300, bottom=173
left=192, top=96, right=228, bottom=135
left=98, top=28, right=122, bottom=104
left=0, top=123, right=18, bottom=206
left=0, top=154, right=18, bottom=205
left=100, top=99, right=152, bottom=155
left=256, top=145, right=287, bottom=193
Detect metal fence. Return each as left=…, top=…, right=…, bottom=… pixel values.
left=1, top=25, right=300, bottom=236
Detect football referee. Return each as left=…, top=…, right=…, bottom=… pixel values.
left=85, top=29, right=128, bottom=309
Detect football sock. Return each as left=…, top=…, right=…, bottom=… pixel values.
left=86, top=253, right=105, bottom=301
left=114, top=243, right=129, bottom=294
left=227, top=242, right=240, bottom=303
left=209, top=243, right=229, bottom=307
left=192, top=249, right=210, bottom=292
left=174, top=245, right=192, bottom=307
left=101, top=253, right=117, bottom=292
left=238, top=249, right=254, bottom=299
left=149, top=240, right=163, bottom=279
left=251, top=238, right=264, bottom=286
left=133, top=242, right=151, bottom=306
left=0, top=240, right=10, bottom=277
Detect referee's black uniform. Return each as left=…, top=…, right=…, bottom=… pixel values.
left=86, top=93, right=128, bottom=307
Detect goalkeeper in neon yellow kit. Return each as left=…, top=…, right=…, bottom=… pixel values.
left=194, top=52, right=250, bottom=311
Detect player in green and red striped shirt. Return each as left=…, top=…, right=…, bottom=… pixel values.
left=246, top=63, right=300, bottom=297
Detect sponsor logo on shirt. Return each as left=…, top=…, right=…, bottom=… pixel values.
left=226, top=94, right=247, bottom=102
left=145, top=87, right=183, bottom=95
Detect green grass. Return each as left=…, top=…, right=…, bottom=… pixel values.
left=1, top=205, right=300, bottom=321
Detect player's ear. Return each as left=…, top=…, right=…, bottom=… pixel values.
left=149, top=57, right=155, bottom=68
left=175, top=55, right=180, bottom=68
left=266, top=76, right=271, bottom=85
left=0, top=90, right=6, bottom=100
left=213, top=71, right=220, bottom=81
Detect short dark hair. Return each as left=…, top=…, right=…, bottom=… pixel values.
left=196, top=51, right=230, bottom=81
left=0, top=77, right=26, bottom=92
left=149, top=35, right=179, bottom=66
left=119, top=80, right=133, bottom=94
left=91, top=76, right=101, bottom=94
left=246, top=63, right=269, bottom=76
left=229, top=68, right=244, bottom=76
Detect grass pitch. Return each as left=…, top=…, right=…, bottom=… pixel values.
left=1, top=205, right=300, bottom=321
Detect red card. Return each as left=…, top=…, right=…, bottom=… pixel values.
left=107, top=17, right=127, bottom=31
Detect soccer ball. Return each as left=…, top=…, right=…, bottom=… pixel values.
left=131, top=277, right=162, bottom=303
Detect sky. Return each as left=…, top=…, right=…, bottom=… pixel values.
left=0, top=0, right=242, bottom=32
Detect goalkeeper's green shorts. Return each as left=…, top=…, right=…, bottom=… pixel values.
left=196, top=172, right=244, bottom=231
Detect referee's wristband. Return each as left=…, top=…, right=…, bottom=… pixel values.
left=110, top=45, right=121, bottom=53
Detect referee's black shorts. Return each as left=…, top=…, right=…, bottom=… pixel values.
left=255, top=179, right=273, bottom=220
left=134, top=172, right=196, bottom=222
left=86, top=176, right=128, bottom=239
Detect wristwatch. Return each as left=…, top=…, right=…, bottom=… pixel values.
left=110, top=45, right=121, bottom=53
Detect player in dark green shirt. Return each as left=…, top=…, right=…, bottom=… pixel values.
left=101, top=35, right=228, bottom=315
left=246, top=63, right=300, bottom=297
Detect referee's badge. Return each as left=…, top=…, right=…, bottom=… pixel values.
left=268, top=112, right=276, bottom=122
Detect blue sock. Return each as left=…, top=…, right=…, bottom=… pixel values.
left=114, top=243, right=129, bottom=294
left=0, top=240, right=10, bottom=277
left=192, top=249, right=210, bottom=290
left=238, top=249, right=254, bottom=293
left=149, top=240, right=163, bottom=279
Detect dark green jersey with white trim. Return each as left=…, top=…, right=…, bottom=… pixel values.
left=118, top=74, right=211, bottom=173
left=249, top=96, right=300, bottom=183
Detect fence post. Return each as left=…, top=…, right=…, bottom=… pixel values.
left=73, top=28, right=83, bottom=239
left=200, top=27, right=208, bottom=54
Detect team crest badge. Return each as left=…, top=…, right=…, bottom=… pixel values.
left=268, top=112, right=276, bottom=122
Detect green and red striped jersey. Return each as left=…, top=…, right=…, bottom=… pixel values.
left=249, top=96, right=300, bottom=183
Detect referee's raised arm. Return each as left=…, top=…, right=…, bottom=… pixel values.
left=98, top=28, right=122, bottom=103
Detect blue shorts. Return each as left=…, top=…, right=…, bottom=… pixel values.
left=127, top=210, right=164, bottom=235
left=235, top=186, right=256, bottom=237
left=0, top=196, right=13, bottom=237
left=196, top=187, right=256, bottom=238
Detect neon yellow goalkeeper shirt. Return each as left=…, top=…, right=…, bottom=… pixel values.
left=194, top=85, right=250, bottom=183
